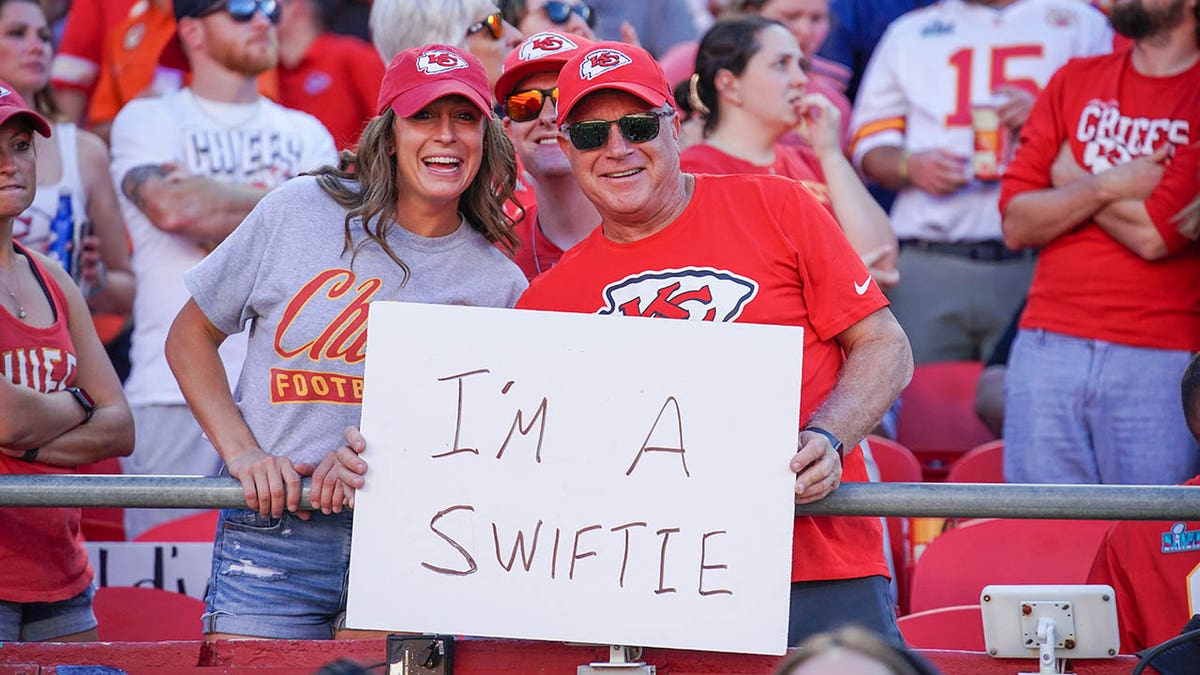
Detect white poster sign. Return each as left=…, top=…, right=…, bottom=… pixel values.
left=347, top=303, right=802, bottom=655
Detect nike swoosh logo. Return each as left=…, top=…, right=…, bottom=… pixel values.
left=854, top=277, right=871, bottom=295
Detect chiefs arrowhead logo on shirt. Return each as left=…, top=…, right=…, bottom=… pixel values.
left=417, top=49, right=469, bottom=75
left=519, top=32, right=578, bottom=61
left=599, top=268, right=758, bottom=321
left=579, top=48, right=633, bottom=80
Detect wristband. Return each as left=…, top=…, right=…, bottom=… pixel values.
left=20, top=447, right=39, bottom=462
left=804, top=426, right=844, bottom=461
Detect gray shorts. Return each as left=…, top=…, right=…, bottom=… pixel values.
left=0, top=584, right=96, bottom=641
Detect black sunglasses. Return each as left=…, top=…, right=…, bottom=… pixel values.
left=197, top=0, right=282, bottom=23
left=505, top=87, right=558, bottom=122
left=561, top=110, right=673, bottom=151
left=543, top=1, right=595, bottom=28
left=466, top=12, right=504, bottom=40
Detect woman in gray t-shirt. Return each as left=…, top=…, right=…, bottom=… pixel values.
left=164, top=44, right=527, bottom=640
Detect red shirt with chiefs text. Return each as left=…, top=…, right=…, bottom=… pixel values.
left=517, top=173, right=891, bottom=583
left=1000, top=52, right=1200, bottom=350
left=0, top=244, right=93, bottom=603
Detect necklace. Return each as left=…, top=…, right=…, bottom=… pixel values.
left=0, top=269, right=26, bottom=319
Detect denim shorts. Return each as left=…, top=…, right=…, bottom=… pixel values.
left=0, top=584, right=97, bottom=641
left=204, top=509, right=354, bottom=639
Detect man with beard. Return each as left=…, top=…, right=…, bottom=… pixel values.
left=495, top=31, right=599, bottom=279
left=849, top=0, right=1112, bottom=369
left=1000, top=0, right=1200, bottom=484
left=109, top=0, right=336, bottom=539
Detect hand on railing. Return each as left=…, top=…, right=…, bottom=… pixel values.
left=307, top=425, right=369, bottom=515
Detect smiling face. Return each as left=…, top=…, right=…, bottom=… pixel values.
left=726, top=24, right=808, bottom=133
left=558, top=89, right=684, bottom=229
left=0, top=0, right=52, bottom=96
left=0, top=117, right=35, bottom=218
left=504, top=71, right=572, bottom=179
left=757, top=0, right=831, bottom=58
left=392, top=94, right=486, bottom=216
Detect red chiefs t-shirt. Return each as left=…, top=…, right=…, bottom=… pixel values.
left=680, top=142, right=832, bottom=210
left=510, top=202, right=573, bottom=282
left=1000, top=52, right=1200, bottom=350
left=0, top=244, right=93, bottom=603
left=278, top=33, right=385, bottom=150
left=517, top=174, right=891, bottom=583
left=1087, top=475, right=1200, bottom=652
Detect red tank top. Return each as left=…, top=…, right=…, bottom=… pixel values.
left=0, top=242, right=93, bottom=602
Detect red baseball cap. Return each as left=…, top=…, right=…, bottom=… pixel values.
left=0, top=83, right=50, bottom=138
left=556, top=42, right=672, bottom=126
left=377, top=44, right=492, bottom=118
left=494, top=31, right=593, bottom=102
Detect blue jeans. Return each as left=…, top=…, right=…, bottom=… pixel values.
left=204, top=509, right=354, bottom=639
left=0, top=584, right=96, bottom=641
left=1004, top=329, right=1199, bottom=484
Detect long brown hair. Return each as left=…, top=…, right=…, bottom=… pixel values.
left=308, top=107, right=521, bottom=283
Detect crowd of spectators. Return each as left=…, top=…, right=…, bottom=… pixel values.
left=0, top=0, right=1196, bottom=663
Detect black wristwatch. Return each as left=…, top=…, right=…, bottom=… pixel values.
left=804, top=426, right=843, bottom=461
left=66, top=386, right=96, bottom=424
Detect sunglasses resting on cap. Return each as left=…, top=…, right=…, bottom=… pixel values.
left=560, top=110, right=673, bottom=151
left=189, top=0, right=282, bottom=23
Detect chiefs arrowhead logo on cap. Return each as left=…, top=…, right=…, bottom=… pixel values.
left=578, top=48, right=633, bottom=81
left=519, top=32, right=579, bottom=61
left=417, top=49, right=469, bottom=75
left=0, top=86, right=10, bottom=98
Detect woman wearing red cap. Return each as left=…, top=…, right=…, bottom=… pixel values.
left=0, top=0, right=135, bottom=336
left=0, top=83, right=134, bottom=641
left=165, top=44, right=527, bottom=640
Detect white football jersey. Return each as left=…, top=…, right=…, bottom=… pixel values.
left=850, top=0, right=1112, bottom=240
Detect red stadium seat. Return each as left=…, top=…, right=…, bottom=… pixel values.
left=897, top=605, right=986, bottom=650
left=867, top=435, right=924, bottom=483
left=76, top=457, right=125, bottom=542
left=865, top=435, right=922, bottom=614
left=945, top=440, right=1005, bottom=483
left=896, top=361, right=999, bottom=480
left=907, top=518, right=1112, bottom=613
left=132, top=510, right=220, bottom=543
left=93, top=586, right=205, bottom=641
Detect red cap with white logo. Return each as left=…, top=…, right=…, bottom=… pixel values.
left=494, top=31, right=593, bottom=102
left=556, top=41, right=671, bottom=126
left=377, top=44, right=492, bottom=118
left=0, top=82, right=50, bottom=138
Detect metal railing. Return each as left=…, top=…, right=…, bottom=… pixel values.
left=1, top=475, right=1198, bottom=520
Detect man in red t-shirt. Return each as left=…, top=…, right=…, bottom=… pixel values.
left=518, top=41, right=913, bottom=646
left=494, top=31, right=600, bottom=280
left=276, top=0, right=384, bottom=149
left=999, top=0, right=1200, bottom=485
left=1086, top=353, right=1200, bottom=655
